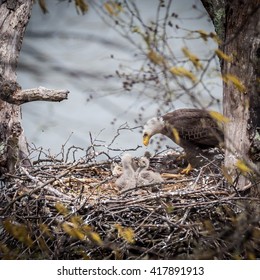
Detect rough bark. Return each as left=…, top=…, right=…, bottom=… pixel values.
left=0, top=1, right=33, bottom=174
left=0, top=1, right=69, bottom=175
left=223, top=1, right=260, bottom=187
left=201, top=0, right=260, bottom=189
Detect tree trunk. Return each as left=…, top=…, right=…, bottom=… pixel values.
left=0, top=1, right=33, bottom=175
left=0, top=1, right=69, bottom=176
left=201, top=0, right=260, bottom=189
left=223, top=1, right=260, bottom=188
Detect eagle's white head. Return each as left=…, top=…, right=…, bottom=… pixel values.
left=142, top=117, right=164, bottom=146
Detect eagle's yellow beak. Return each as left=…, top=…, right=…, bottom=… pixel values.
left=143, top=133, right=150, bottom=146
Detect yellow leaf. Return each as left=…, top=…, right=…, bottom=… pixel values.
left=113, top=249, right=123, bottom=260
left=166, top=205, right=174, bottom=213
left=55, top=202, right=69, bottom=215
left=169, top=66, right=197, bottom=83
left=247, top=252, right=256, bottom=260
left=209, top=32, right=222, bottom=44
left=71, top=228, right=85, bottom=240
left=172, top=128, right=180, bottom=144
left=222, top=74, right=246, bottom=92
left=147, top=50, right=165, bottom=66
left=39, top=223, right=52, bottom=237
left=75, top=0, right=88, bottom=14
left=87, top=231, right=103, bottom=245
left=114, top=224, right=135, bottom=244
left=3, top=219, right=33, bottom=247
left=131, top=26, right=151, bottom=47
left=104, top=1, right=122, bottom=16
left=62, top=222, right=85, bottom=240
left=132, top=26, right=141, bottom=33
left=182, top=47, right=203, bottom=70
left=196, top=29, right=208, bottom=41
left=235, top=160, right=252, bottom=174
left=209, top=111, right=230, bottom=123
left=104, top=2, right=115, bottom=15
left=70, top=215, right=83, bottom=227
left=114, top=223, right=123, bottom=234
left=0, top=242, right=10, bottom=254
left=38, top=0, right=48, bottom=14
left=38, top=237, right=49, bottom=252
left=196, top=30, right=221, bottom=44
left=82, top=224, right=92, bottom=232
left=122, top=227, right=135, bottom=244
left=215, top=49, right=232, bottom=62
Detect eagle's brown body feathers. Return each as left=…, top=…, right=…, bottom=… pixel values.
left=161, top=109, right=223, bottom=149
left=143, top=109, right=224, bottom=169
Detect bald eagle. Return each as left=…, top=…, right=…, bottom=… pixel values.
left=142, top=109, right=224, bottom=173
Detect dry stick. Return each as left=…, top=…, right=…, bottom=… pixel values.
left=119, top=177, right=195, bottom=195
left=65, top=176, right=116, bottom=220
left=99, top=188, right=258, bottom=210
left=108, top=186, right=228, bottom=206
left=135, top=208, right=159, bottom=231
left=0, top=162, right=81, bottom=215
left=20, top=167, right=72, bottom=200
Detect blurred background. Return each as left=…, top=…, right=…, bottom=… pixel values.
left=17, top=0, right=223, bottom=160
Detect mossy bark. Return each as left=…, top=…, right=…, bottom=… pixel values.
left=201, top=0, right=226, bottom=41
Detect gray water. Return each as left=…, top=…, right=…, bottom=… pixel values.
left=18, top=0, right=222, bottom=160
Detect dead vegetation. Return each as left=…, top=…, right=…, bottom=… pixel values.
left=0, top=147, right=259, bottom=260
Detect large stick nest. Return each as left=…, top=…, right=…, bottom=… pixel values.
left=0, top=149, right=259, bottom=260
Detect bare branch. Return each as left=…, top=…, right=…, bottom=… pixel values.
left=0, top=85, right=69, bottom=105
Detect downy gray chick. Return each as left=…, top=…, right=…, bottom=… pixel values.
left=115, top=153, right=136, bottom=190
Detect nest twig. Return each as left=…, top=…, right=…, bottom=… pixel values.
left=0, top=150, right=259, bottom=260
